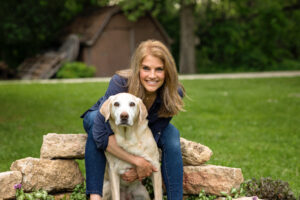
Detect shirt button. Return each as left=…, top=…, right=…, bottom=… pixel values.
left=158, top=132, right=161, bottom=135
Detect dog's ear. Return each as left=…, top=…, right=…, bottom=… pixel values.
left=138, top=98, right=148, bottom=123
left=100, top=97, right=112, bottom=122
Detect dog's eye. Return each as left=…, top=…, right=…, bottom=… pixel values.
left=114, top=102, right=120, bottom=107
left=129, top=102, right=135, bottom=107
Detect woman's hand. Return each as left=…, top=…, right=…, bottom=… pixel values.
left=121, top=168, right=138, bottom=182
left=135, top=157, right=158, bottom=181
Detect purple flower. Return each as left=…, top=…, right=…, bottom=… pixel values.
left=14, top=184, right=22, bottom=189
left=252, top=196, right=258, bottom=200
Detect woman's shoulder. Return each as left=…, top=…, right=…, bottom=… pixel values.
left=107, top=73, right=128, bottom=94
left=111, top=73, right=123, bottom=81
left=111, top=73, right=128, bottom=85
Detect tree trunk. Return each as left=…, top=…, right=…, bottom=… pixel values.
left=179, top=3, right=196, bottom=74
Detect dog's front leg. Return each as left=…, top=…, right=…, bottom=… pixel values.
left=108, top=167, right=120, bottom=200
left=152, top=170, right=163, bottom=200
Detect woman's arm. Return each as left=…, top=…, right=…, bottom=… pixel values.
left=106, top=135, right=158, bottom=181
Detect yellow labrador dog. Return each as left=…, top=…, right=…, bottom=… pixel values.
left=100, top=93, right=162, bottom=200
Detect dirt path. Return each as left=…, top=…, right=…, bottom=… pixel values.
left=1, top=70, right=300, bottom=84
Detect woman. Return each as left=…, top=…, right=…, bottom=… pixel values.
left=82, top=40, right=185, bottom=200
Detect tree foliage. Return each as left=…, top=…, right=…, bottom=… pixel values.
left=195, top=0, right=300, bottom=72
left=0, top=0, right=106, bottom=68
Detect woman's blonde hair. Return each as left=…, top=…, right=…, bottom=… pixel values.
left=117, top=39, right=185, bottom=117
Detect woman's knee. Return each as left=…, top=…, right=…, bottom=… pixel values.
left=159, top=124, right=181, bottom=151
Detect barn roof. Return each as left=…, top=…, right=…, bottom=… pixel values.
left=63, top=6, right=172, bottom=46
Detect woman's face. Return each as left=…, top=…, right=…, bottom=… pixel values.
left=139, top=55, right=165, bottom=94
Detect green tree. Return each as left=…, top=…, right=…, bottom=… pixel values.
left=195, top=0, right=300, bottom=72
left=0, top=0, right=107, bottom=69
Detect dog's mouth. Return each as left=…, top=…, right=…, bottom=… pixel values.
left=120, top=122, right=129, bottom=126
left=118, top=119, right=134, bottom=127
left=118, top=119, right=129, bottom=126
left=121, top=118, right=128, bottom=123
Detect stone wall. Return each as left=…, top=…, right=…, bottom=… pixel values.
left=0, top=133, right=244, bottom=199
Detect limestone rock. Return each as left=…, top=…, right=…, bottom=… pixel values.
left=0, top=171, right=22, bottom=200
left=40, top=133, right=213, bottom=166
left=40, top=133, right=87, bottom=159
left=183, top=165, right=244, bottom=195
left=10, top=157, right=84, bottom=193
left=180, top=138, right=213, bottom=165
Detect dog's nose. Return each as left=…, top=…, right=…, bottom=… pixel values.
left=120, top=112, right=129, bottom=120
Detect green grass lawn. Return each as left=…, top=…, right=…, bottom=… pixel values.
left=0, top=77, right=299, bottom=196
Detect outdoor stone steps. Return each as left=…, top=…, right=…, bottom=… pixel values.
left=0, top=133, right=244, bottom=199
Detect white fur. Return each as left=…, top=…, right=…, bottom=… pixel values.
left=100, top=93, right=163, bottom=200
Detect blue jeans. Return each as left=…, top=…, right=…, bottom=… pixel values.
left=83, top=110, right=183, bottom=199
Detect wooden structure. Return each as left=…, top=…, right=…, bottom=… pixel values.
left=18, top=35, right=80, bottom=79
left=64, top=6, right=172, bottom=77
left=17, top=6, right=171, bottom=79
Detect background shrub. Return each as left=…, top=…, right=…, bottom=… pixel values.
left=56, top=62, right=96, bottom=78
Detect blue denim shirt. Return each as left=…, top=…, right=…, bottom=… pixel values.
left=81, top=74, right=174, bottom=151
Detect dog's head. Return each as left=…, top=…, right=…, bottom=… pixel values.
left=100, top=93, right=148, bottom=126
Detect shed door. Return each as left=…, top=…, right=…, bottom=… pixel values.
left=86, top=29, right=131, bottom=77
